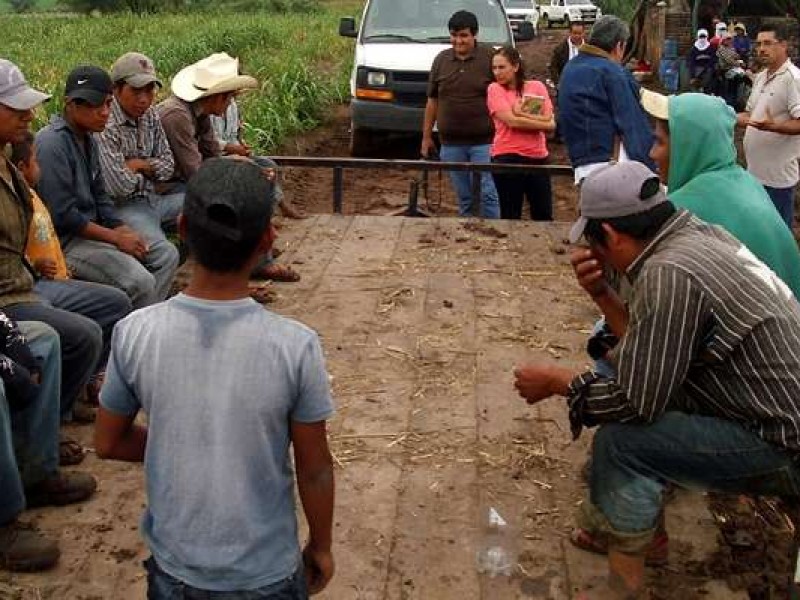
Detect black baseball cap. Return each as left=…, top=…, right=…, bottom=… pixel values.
left=65, top=65, right=113, bottom=106
left=183, top=158, right=274, bottom=242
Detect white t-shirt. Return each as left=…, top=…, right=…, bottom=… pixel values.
left=744, top=60, right=800, bottom=188
left=101, top=294, right=334, bottom=591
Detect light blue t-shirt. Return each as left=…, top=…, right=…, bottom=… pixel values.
left=100, top=294, right=334, bottom=591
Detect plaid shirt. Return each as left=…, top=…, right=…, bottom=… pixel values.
left=568, top=211, right=800, bottom=452
left=96, top=98, right=175, bottom=202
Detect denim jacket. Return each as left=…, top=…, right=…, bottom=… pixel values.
left=35, top=114, right=123, bottom=246
left=558, top=44, right=656, bottom=171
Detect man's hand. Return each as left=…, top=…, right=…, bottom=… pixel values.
left=224, top=142, right=252, bottom=157
left=303, top=543, right=334, bottom=595
left=33, top=258, right=59, bottom=279
left=114, top=226, right=149, bottom=260
left=513, top=363, right=573, bottom=404
left=748, top=107, right=778, bottom=132
left=570, top=247, right=611, bottom=299
left=420, top=136, right=436, bottom=159
left=125, top=158, right=155, bottom=177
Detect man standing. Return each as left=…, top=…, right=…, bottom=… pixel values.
left=514, top=161, right=800, bottom=598
left=36, top=66, right=179, bottom=308
left=95, top=159, right=335, bottom=596
left=549, top=21, right=585, bottom=85
left=97, top=53, right=183, bottom=252
left=558, top=15, right=655, bottom=184
left=738, top=24, right=800, bottom=229
left=420, top=10, right=500, bottom=218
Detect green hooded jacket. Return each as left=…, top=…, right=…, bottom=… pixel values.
left=667, top=93, right=800, bottom=298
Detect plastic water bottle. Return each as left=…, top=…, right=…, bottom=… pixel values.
left=476, top=507, right=515, bottom=578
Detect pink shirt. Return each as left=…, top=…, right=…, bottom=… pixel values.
left=487, top=80, right=552, bottom=159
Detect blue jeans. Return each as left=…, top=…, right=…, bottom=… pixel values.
left=144, top=557, right=308, bottom=599
left=3, top=302, right=101, bottom=419
left=0, top=322, right=61, bottom=525
left=34, top=278, right=132, bottom=370
left=764, top=185, right=795, bottom=230
left=65, top=222, right=179, bottom=309
left=585, top=412, right=800, bottom=551
left=439, top=144, right=500, bottom=218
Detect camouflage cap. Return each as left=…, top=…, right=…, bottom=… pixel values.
left=110, top=52, right=162, bottom=88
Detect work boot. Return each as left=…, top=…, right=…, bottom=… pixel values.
left=25, top=471, right=97, bottom=508
left=0, top=520, right=60, bottom=571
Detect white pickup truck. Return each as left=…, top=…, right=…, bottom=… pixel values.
left=539, top=0, right=601, bottom=28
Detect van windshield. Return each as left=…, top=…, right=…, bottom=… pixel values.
left=362, top=0, right=513, bottom=45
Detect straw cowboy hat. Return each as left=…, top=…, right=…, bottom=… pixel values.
left=171, top=52, right=257, bottom=102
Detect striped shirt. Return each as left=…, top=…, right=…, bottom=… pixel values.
left=568, top=210, right=800, bottom=452
left=96, top=98, right=175, bottom=202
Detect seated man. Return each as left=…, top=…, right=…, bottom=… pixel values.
left=0, top=318, right=96, bottom=572
left=211, top=95, right=304, bottom=219
left=159, top=52, right=299, bottom=283
left=514, top=162, right=800, bottom=599
left=95, top=159, right=335, bottom=596
left=97, top=53, right=183, bottom=253
left=12, top=131, right=132, bottom=410
left=641, top=89, right=800, bottom=297
left=36, top=66, right=179, bottom=309
left=0, top=59, right=103, bottom=423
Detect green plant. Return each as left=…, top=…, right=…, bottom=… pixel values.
left=7, top=6, right=357, bottom=151
left=9, top=0, right=36, bottom=12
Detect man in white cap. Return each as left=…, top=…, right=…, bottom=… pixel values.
left=0, top=58, right=97, bottom=573
left=97, top=52, right=183, bottom=253
left=513, top=161, right=800, bottom=598
left=158, top=53, right=300, bottom=283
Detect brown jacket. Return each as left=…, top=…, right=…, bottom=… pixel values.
left=549, top=38, right=571, bottom=84
left=157, top=95, right=221, bottom=183
left=0, top=158, right=37, bottom=307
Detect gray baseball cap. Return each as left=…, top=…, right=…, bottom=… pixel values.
left=110, top=52, right=162, bottom=88
left=0, top=59, right=50, bottom=110
left=569, top=161, right=667, bottom=243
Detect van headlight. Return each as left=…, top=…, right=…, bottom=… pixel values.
left=367, top=71, right=387, bottom=86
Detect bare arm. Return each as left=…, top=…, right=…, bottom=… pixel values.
left=494, top=109, right=556, bottom=131
left=292, top=420, right=335, bottom=594
left=420, top=97, right=439, bottom=157
left=736, top=111, right=751, bottom=127
left=94, top=406, right=147, bottom=462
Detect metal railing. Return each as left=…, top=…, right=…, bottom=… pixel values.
left=271, top=157, right=574, bottom=215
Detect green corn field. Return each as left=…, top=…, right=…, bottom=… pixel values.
left=2, top=2, right=361, bottom=152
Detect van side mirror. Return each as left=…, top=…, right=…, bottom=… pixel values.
left=339, top=17, right=357, bottom=38
left=517, top=21, right=535, bottom=41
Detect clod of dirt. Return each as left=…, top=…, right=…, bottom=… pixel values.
left=551, top=247, right=566, bottom=255
left=418, top=234, right=435, bottom=245
left=109, top=548, right=138, bottom=563
left=443, top=300, right=454, bottom=308
left=462, top=222, right=508, bottom=239
left=455, top=236, right=469, bottom=243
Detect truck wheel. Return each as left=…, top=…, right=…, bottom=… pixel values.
left=350, top=126, right=372, bottom=157
left=541, top=13, right=549, bottom=28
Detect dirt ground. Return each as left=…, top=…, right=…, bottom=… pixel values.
left=2, top=31, right=797, bottom=600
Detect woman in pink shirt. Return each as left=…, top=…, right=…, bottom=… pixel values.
left=487, top=47, right=555, bottom=220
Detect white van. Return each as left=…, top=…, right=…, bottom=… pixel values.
left=339, top=0, right=528, bottom=156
